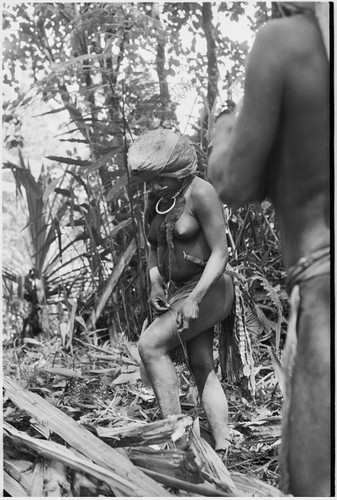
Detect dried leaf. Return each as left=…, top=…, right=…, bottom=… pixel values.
left=111, top=371, right=140, bottom=386
left=23, top=338, right=42, bottom=346
left=75, top=315, right=87, bottom=330
left=31, top=462, right=44, bottom=497
left=42, top=367, right=83, bottom=379
left=124, top=340, right=141, bottom=365
left=42, top=176, right=63, bottom=203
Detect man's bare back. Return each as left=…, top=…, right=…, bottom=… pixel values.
left=266, top=14, right=330, bottom=268
left=209, top=12, right=330, bottom=270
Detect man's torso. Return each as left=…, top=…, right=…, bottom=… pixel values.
left=265, top=14, right=330, bottom=269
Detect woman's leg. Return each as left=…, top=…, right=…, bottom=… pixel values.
left=186, top=329, right=231, bottom=451
left=138, top=274, right=234, bottom=419
left=139, top=308, right=182, bottom=417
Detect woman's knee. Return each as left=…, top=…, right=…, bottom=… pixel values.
left=138, top=325, right=166, bottom=362
left=138, top=330, right=153, bottom=362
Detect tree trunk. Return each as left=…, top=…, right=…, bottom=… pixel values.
left=201, top=2, right=219, bottom=152
left=152, top=3, right=178, bottom=126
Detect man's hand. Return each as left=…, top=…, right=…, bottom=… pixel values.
left=176, top=297, right=199, bottom=332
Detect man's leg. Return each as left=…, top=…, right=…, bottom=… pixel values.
left=187, top=329, right=231, bottom=451
left=287, top=275, right=331, bottom=496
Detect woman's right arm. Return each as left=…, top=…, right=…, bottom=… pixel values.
left=148, top=246, right=170, bottom=312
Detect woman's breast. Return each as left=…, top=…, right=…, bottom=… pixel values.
left=147, top=210, right=201, bottom=244
left=173, top=211, right=200, bottom=240
left=148, top=210, right=211, bottom=281
left=171, top=212, right=211, bottom=281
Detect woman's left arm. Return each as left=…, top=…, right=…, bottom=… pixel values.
left=176, top=181, right=229, bottom=331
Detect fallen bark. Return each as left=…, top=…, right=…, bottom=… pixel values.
left=4, top=448, right=101, bottom=497
left=129, top=446, right=203, bottom=483
left=97, top=414, right=193, bottom=447
left=231, top=472, right=283, bottom=497
left=31, top=461, right=44, bottom=497
left=4, top=459, right=35, bottom=495
left=4, top=471, right=28, bottom=497
left=43, top=460, right=74, bottom=497
left=138, top=466, right=240, bottom=497
left=4, top=422, right=160, bottom=497
left=189, top=429, right=238, bottom=493
left=3, top=376, right=170, bottom=497
left=188, top=430, right=283, bottom=496
left=71, top=470, right=100, bottom=497
left=3, top=376, right=283, bottom=497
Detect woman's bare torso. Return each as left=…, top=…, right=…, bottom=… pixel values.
left=148, top=183, right=214, bottom=283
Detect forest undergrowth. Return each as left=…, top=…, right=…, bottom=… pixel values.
left=3, top=319, right=283, bottom=496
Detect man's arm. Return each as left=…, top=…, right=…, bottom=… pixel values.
left=208, top=21, right=285, bottom=208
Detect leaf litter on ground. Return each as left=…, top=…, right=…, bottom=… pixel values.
left=3, top=335, right=284, bottom=496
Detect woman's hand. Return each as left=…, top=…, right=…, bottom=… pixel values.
left=176, top=297, right=199, bottom=332
left=150, top=286, right=170, bottom=313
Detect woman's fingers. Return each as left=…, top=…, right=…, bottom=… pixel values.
left=152, top=298, right=170, bottom=312
left=176, top=311, right=183, bottom=331
left=176, top=302, right=200, bottom=332
left=176, top=312, right=190, bottom=332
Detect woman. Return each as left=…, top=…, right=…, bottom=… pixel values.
left=128, top=128, right=234, bottom=456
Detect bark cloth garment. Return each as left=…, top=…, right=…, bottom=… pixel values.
left=280, top=246, right=330, bottom=493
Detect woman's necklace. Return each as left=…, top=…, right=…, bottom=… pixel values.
left=155, top=178, right=189, bottom=215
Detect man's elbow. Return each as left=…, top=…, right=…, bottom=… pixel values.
left=219, top=182, right=265, bottom=209
left=209, top=168, right=265, bottom=209
left=219, top=188, right=250, bottom=210
left=208, top=169, right=247, bottom=208
left=208, top=150, right=241, bottom=205
left=208, top=149, right=226, bottom=186
left=215, top=184, right=237, bottom=207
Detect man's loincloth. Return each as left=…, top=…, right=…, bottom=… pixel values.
left=285, top=246, right=330, bottom=294
left=281, top=246, right=330, bottom=493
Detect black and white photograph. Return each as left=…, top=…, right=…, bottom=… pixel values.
left=2, top=1, right=332, bottom=497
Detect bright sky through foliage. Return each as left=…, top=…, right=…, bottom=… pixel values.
left=175, top=4, right=257, bottom=134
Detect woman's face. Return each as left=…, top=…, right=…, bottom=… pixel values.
left=148, top=176, right=181, bottom=198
